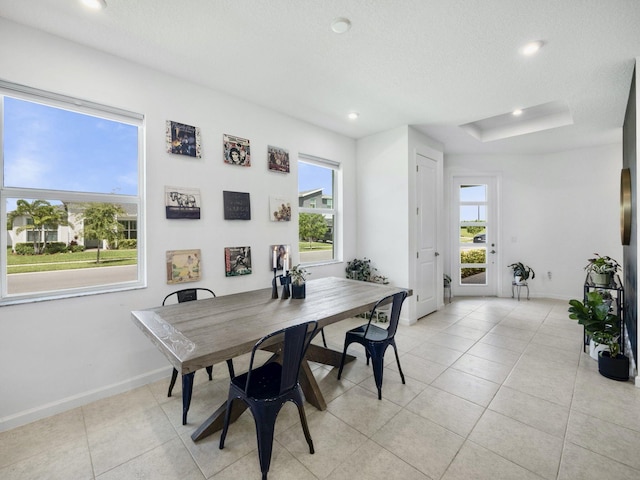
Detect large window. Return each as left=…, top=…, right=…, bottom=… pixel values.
left=1, top=82, right=144, bottom=303
left=298, top=154, right=339, bottom=264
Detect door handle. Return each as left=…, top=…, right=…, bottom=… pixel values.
left=435, top=252, right=440, bottom=256
left=490, top=250, right=496, bottom=254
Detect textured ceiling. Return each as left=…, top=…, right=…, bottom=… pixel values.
left=1, top=0, right=639, bottom=154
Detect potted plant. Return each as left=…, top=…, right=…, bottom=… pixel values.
left=585, top=253, right=620, bottom=287
left=507, top=262, right=535, bottom=284
left=290, top=264, right=309, bottom=299
left=345, top=258, right=388, bottom=284
left=591, top=329, right=629, bottom=381
left=569, top=291, right=622, bottom=362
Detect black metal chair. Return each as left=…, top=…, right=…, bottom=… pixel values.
left=219, top=321, right=318, bottom=480
left=162, top=287, right=234, bottom=425
left=337, top=290, right=408, bottom=400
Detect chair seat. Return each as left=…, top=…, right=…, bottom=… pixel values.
left=231, top=362, right=284, bottom=399
left=347, top=323, right=389, bottom=342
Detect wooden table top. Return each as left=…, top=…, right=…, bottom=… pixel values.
left=131, top=277, right=410, bottom=375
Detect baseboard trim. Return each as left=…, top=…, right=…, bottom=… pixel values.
left=0, top=367, right=170, bottom=433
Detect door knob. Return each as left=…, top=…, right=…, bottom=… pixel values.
left=435, top=252, right=440, bottom=256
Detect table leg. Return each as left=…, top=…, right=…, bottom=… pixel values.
left=299, top=359, right=326, bottom=410
left=191, top=398, right=247, bottom=442
left=306, top=343, right=355, bottom=367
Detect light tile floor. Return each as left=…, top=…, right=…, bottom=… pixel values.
left=2, top=296, right=640, bottom=480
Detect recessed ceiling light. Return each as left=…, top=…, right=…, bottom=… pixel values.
left=331, top=17, right=352, bottom=34
left=512, top=109, right=523, bottom=116
left=347, top=112, right=359, bottom=120
left=81, top=0, right=107, bottom=10
left=520, top=40, right=544, bottom=56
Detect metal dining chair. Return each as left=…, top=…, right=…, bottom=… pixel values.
left=219, top=320, right=318, bottom=480
left=337, top=290, right=408, bottom=399
left=162, top=287, right=234, bottom=424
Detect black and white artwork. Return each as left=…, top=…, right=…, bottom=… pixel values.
left=165, top=186, right=201, bottom=219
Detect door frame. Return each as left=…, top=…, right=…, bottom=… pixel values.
left=448, top=172, right=502, bottom=297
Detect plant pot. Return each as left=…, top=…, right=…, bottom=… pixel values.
left=514, top=275, right=522, bottom=284
left=589, top=338, right=608, bottom=361
left=598, top=351, right=629, bottom=381
left=590, top=272, right=611, bottom=286
left=291, top=283, right=306, bottom=299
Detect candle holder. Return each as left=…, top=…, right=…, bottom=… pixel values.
left=281, top=272, right=291, bottom=300
left=271, top=268, right=279, bottom=299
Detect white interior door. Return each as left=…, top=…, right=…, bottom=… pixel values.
left=416, top=153, right=438, bottom=317
left=451, top=176, right=498, bottom=296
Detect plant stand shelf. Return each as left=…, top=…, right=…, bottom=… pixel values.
left=511, top=281, right=529, bottom=301
left=582, top=274, right=624, bottom=355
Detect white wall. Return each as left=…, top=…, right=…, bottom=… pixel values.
left=356, top=126, right=444, bottom=323
left=445, top=143, right=623, bottom=300
left=356, top=126, right=409, bottom=283
left=0, top=19, right=357, bottom=431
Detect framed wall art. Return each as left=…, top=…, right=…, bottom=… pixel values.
left=268, top=145, right=289, bottom=173
left=223, top=191, right=251, bottom=220
left=223, top=133, right=251, bottom=166
left=269, top=195, right=291, bottom=221
left=270, top=244, right=290, bottom=271
left=165, top=186, right=201, bottom=219
left=166, top=120, right=201, bottom=158
left=225, top=246, right=252, bottom=276
left=166, top=249, right=201, bottom=284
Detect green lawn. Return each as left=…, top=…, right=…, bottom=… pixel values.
left=7, top=249, right=137, bottom=273
left=299, top=242, right=333, bottom=251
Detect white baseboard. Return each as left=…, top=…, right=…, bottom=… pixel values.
left=0, top=367, right=170, bottom=433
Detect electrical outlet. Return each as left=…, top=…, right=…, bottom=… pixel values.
left=547, top=271, right=552, bottom=280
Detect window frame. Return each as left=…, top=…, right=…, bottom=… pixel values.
left=298, top=153, right=340, bottom=266
left=0, top=81, right=146, bottom=305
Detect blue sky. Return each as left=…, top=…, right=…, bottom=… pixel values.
left=298, top=162, right=333, bottom=197
left=4, top=97, right=138, bottom=204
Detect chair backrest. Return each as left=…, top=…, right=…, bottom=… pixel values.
left=162, top=287, right=215, bottom=305
left=364, top=290, right=408, bottom=339
left=245, top=321, right=318, bottom=395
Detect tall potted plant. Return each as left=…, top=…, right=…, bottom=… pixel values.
left=585, top=253, right=619, bottom=287
left=568, top=291, right=612, bottom=337
left=569, top=291, right=627, bottom=379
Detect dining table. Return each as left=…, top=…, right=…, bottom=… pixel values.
left=131, top=276, right=411, bottom=441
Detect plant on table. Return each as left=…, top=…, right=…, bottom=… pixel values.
left=290, top=264, right=310, bottom=286
left=289, top=264, right=310, bottom=299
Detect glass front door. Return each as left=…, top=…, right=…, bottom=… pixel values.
left=452, top=176, right=498, bottom=296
